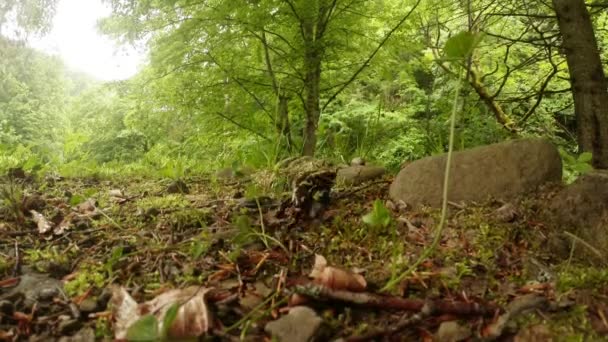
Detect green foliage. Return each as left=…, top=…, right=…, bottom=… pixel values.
left=557, top=266, right=608, bottom=292
left=0, top=0, right=593, bottom=192
left=104, top=246, right=124, bottom=277
left=362, top=200, right=392, bottom=232
left=560, top=149, right=593, bottom=183
left=64, top=265, right=106, bottom=296
left=0, top=179, right=24, bottom=222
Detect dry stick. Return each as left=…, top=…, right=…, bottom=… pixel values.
left=294, top=284, right=496, bottom=316
left=563, top=231, right=605, bottom=260
left=345, top=304, right=434, bottom=342
left=382, top=71, right=463, bottom=291
left=333, top=179, right=392, bottom=199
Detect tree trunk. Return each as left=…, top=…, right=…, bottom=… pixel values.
left=276, top=94, right=293, bottom=152
left=553, top=0, right=608, bottom=168
left=302, top=20, right=323, bottom=156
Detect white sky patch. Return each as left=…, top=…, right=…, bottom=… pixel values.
left=30, top=0, right=145, bottom=81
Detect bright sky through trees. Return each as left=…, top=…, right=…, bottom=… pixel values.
left=30, top=0, right=144, bottom=81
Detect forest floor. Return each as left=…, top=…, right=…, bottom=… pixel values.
left=0, top=170, right=607, bottom=341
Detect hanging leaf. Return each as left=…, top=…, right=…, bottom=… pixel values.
left=578, top=152, right=592, bottom=163
left=444, top=31, right=483, bottom=60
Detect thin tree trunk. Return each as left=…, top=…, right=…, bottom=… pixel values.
left=277, top=94, right=293, bottom=151
left=553, top=0, right=608, bottom=168
left=302, top=19, right=323, bottom=156
left=261, top=31, right=293, bottom=152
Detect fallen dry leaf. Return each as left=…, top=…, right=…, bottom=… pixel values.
left=309, top=254, right=366, bottom=292
left=110, top=285, right=213, bottom=340
left=30, top=210, right=52, bottom=234
left=77, top=198, right=97, bottom=214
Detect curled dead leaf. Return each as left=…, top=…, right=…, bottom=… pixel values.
left=309, top=254, right=366, bottom=292
left=30, top=210, right=52, bottom=234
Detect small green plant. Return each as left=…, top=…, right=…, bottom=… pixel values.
left=232, top=214, right=287, bottom=253
left=104, top=246, right=124, bottom=277
left=362, top=199, right=392, bottom=234
left=189, top=231, right=212, bottom=259
left=0, top=180, right=25, bottom=223
left=124, top=303, right=182, bottom=340
left=559, top=149, right=593, bottom=184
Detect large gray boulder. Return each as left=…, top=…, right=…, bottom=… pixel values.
left=389, top=138, right=562, bottom=207
left=544, top=170, right=608, bottom=264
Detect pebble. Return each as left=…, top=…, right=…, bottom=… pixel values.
left=265, top=306, right=323, bottom=342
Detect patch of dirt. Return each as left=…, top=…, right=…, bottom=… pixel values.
left=0, top=172, right=606, bottom=341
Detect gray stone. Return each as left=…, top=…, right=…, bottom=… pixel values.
left=57, top=318, right=81, bottom=335
left=350, top=157, right=366, bottom=166
left=435, top=321, right=472, bottom=342
left=389, top=138, right=562, bottom=207
left=57, top=327, right=95, bottom=342
left=545, top=170, right=608, bottom=263
left=265, top=306, right=323, bottom=342
left=167, top=179, right=189, bottom=194
left=78, top=298, right=99, bottom=314
left=337, top=165, right=386, bottom=186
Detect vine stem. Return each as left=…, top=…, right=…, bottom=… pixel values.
left=382, top=70, right=463, bottom=292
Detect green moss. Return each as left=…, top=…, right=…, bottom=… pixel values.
left=137, top=194, right=190, bottom=211
left=556, top=266, right=608, bottom=292
left=64, top=265, right=106, bottom=296
left=168, top=208, right=211, bottom=230
left=25, top=245, right=70, bottom=271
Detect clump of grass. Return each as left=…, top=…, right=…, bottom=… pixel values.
left=0, top=180, right=25, bottom=223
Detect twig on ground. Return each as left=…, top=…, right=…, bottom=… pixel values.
left=344, top=304, right=434, bottom=341
left=333, top=180, right=392, bottom=199
left=293, top=284, right=497, bottom=316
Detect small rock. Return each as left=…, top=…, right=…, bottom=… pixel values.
left=76, top=199, right=97, bottom=214
left=0, top=300, right=14, bottom=315
left=108, top=189, right=123, bottom=197
left=239, top=292, right=263, bottom=311
left=253, top=280, right=273, bottom=298
left=78, top=298, right=98, bottom=314
left=336, top=165, right=386, bottom=186
left=265, top=306, right=323, bottom=342
left=57, top=318, right=81, bottom=335
left=514, top=324, right=552, bottom=342
left=57, top=327, right=95, bottom=342
left=38, top=287, right=60, bottom=301
left=494, top=203, right=518, bottom=222
left=435, top=321, right=472, bottom=342
left=215, top=167, right=235, bottom=179
left=350, top=157, right=366, bottom=166
left=167, top=179, right=190, bottom=194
